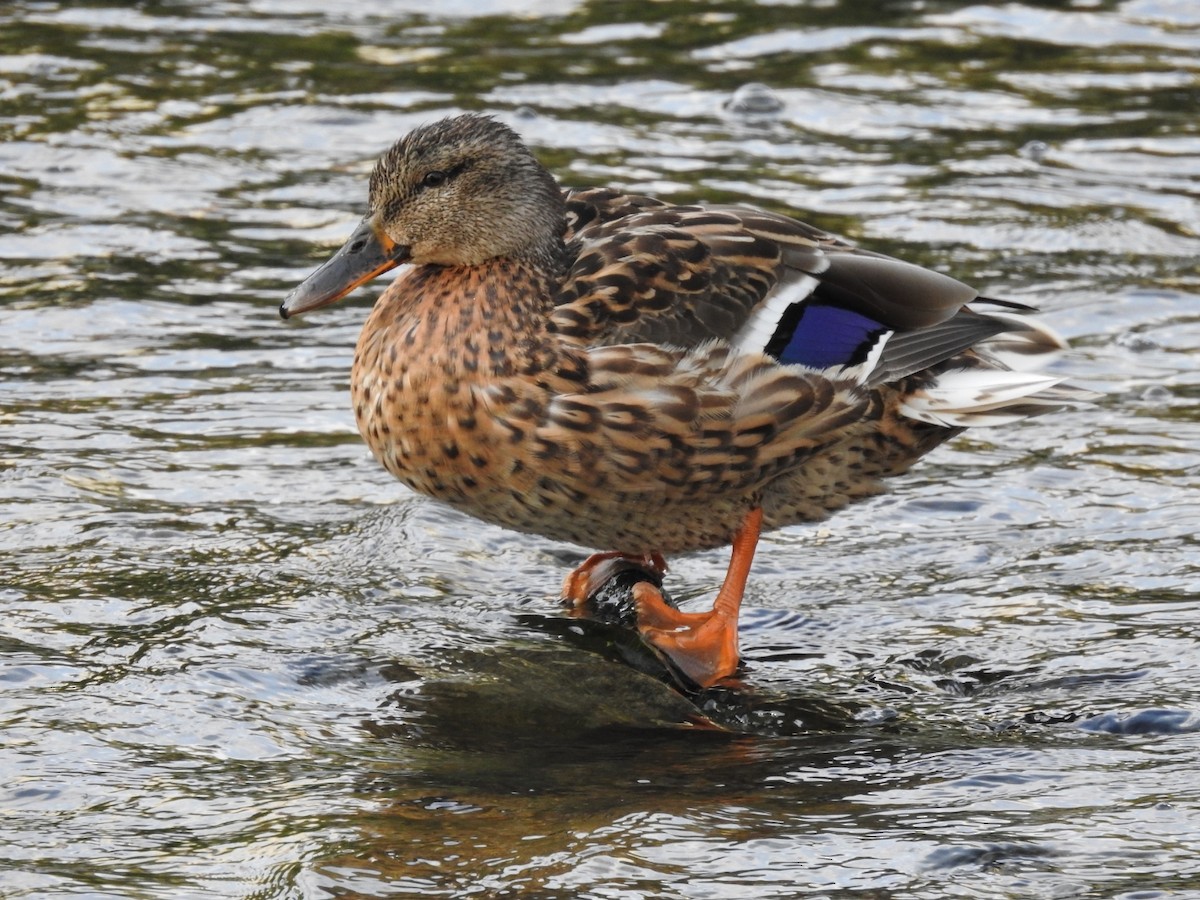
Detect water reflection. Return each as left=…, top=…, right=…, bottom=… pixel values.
left=3, top=0, right=1200, bottom=896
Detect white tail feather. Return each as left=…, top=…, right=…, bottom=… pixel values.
left=900, top=369, right=1072, bottom=427
left=974, top=311, right=1068, bottom=371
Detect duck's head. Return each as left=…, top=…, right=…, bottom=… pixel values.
left=280, top=114, right=565, bottom=318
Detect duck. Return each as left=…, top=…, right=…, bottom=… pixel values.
left=280, top=113, right=1085, bottom=688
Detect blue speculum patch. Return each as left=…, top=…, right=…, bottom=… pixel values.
left=771, top=304, right=887, bottom=369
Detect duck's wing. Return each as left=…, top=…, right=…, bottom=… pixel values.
left=553, top=188, right=1049, bottom=386
left=554, top=187, right=830, bottom=348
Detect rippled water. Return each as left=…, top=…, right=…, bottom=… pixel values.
left=3, top=1, right=1199, bottom=897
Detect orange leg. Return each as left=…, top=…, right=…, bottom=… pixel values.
left=634, top=507, right=763, bottom=688
left=560, top=550, right=667, bottom=608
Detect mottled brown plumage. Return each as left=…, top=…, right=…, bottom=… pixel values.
left=281, top=113, right=1085, bottom=686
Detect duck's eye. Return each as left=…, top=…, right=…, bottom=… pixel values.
left=420, top=170, right=448, bottom=190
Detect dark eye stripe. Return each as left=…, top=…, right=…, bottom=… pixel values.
left=418, top=159, right=471, bottom=192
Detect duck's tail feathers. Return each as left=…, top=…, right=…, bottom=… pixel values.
left=896, top=297, right=1097, bottom=427
left=968, top=304, right=1070, bottom=371
left=901, top=369, right=1091, bottom=427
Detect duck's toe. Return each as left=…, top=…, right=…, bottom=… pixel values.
left=560, top=551, right=667, bottom=607
left=633, top=582, right=741, bottom=688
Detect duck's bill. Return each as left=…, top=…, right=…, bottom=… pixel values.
left=279, top=216, right=410, bottom=319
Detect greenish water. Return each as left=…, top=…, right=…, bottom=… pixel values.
left=2, top=1, right=1199, bottom=897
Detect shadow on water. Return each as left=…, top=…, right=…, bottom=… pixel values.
left=343, top=663, right=912, bottom=893
left=369, top=623, right=868, bottom=749
left=316, top=623, right=1155, bottom=898
left=288, top=581, right=1200, bottom=896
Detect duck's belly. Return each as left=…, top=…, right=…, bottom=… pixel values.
left=360, top=406, right=755, bottom=553
left=354, top=388, right=896, bottom=555
left=351, top=371, right=757, bottom=553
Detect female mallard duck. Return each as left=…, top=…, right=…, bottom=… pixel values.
left=281, top=114, right=1083, bottom=688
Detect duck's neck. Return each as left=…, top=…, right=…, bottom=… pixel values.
left=355, top=257, right=566, bottom=382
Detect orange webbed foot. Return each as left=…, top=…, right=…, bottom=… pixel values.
left=565, top=508, right=763, bottom=690
left=634, top=507, right=763, bottom=689
left=561, top=551, right=667, bottom=608
left=632, top=581, right=741, bottom=688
